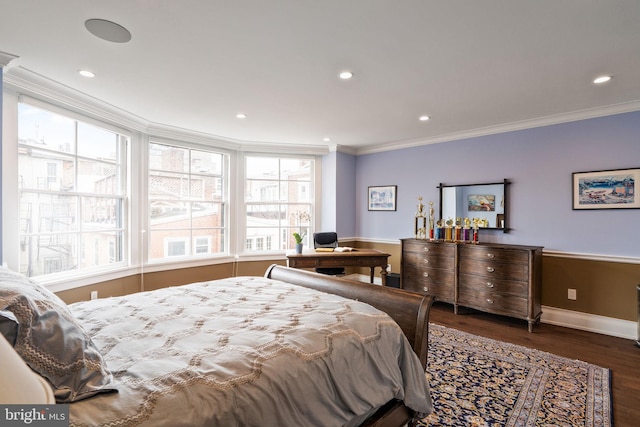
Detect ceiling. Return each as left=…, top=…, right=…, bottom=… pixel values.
left=2, top=1, right=640, bottom=154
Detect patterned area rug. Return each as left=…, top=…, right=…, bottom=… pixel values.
left=418, top=324, right=612, bottom=427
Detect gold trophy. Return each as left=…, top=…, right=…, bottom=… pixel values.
left=428, top=201, right=435, bottom=240
left=414, top=197, right=427, bottom=239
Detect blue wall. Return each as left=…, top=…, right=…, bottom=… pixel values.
left=355, top=111, right=640, bottom=257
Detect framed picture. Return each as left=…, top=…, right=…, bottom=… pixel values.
left=468, top=194, right=495, bottom=211
left=368, top=185, right=397, bottom=211
left=572, top=167, right=639, bottom=210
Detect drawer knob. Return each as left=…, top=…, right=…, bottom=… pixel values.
left=486, top=282, right=495, bottom=288
left=422, top=272, right=429, bottom=278
left=486, top=253, right=495, bottom=258
left=486, top=298, right=494, bottom=304
left=423, top=286, right=429, bottom=292
left=423, top=247, right=430, bottom=252
left=486, top=267, right=495, bottom=273
left=423, top=259, right=429, bottom=264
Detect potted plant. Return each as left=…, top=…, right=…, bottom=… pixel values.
left=291, top=210, right=310, bottom=254
left=293, top=232, right=304, bottom=254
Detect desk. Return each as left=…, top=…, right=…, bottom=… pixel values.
left=287, top=249, right=390, bottom=285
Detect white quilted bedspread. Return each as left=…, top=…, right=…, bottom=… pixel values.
left=67, top=276, right=432, bottom=427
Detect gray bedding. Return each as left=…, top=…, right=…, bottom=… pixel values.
left=67, top=276, right=432, bottom=426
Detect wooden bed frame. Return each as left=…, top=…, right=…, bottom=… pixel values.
left=265, top=265, right=435, bottom=427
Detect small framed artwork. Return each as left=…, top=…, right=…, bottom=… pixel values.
left=572, top=167, right=639, bottom=210
left=468, top=194, right=495, bottom=211
left=368, top=185, right=397, bottom=211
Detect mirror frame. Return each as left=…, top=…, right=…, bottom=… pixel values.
left=438, top=179, right=510, bottom=233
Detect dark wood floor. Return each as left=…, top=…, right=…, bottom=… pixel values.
left=428, top=302, right=640, bottom=427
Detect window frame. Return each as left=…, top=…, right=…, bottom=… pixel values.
left=14, top=99, right=130, bottom=280
left=241, top=153, right=316, bottom=255
left=146, top=139, right=230, bottom=264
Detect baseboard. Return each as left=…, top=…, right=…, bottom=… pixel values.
left=540, top=305, right=636, bottom=340
left=345, top=274, right=637, bottom=341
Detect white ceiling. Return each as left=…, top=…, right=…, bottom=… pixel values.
left=2, top=1, right=640, bottom=154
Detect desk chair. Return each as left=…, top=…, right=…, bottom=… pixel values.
left=313, top=232, right=345, bottom=276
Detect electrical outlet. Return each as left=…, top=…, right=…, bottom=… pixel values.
left=90, top=291, right=98, bottom=300
left=567, top=288, right=577, bottom=300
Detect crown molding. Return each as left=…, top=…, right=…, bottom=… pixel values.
left=4, top=67, right=330, bottom=155
left=356, top=100, right=640, bottom=155
left=0, top=51, right=19, bottom=69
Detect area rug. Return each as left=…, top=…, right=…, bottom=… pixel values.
left=418, top=324, right=612, bottom=427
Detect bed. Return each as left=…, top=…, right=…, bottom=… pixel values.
left=0, top=264, right=434, bottom=427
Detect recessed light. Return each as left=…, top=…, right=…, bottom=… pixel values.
left=593, top=75, right=612, bottom=84
left=339, top=71, right=354, bottom=80
left=419, top=115, right=430, bottom=121
left=78, top=70, right=95, bottom=78
left=236, top=113, right=247, bottom=119
left=323, top=137, right=331, bottom=142
left=85, top=19, right=132, bottom=43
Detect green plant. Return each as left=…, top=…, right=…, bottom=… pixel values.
left=293, top=232, right=304, bottom=244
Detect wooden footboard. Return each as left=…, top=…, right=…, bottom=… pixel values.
left=265, top=264, right=435, bottom=369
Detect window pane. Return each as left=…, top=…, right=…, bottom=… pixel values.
left=191, top=150, right=223, bottom=175
left=149, top=201, right=189, bottom=228
left=77, top=122, right=118, bottom=161
left=81, top=197, right=122, bottom=228
left=20, top=233, right=78, bottom=277
left=77, top=159, right=120, bottom=194
left=18, top=104, right=75, bottom=154
left=20, top=193, right=78, bottom=233
left=149, top=171, right=189, bottom=199
left=80, top=231, right=123, bottom=268
left=246, top=180, right=280, bottom=202
left=246, top=157, right=278, bottom=179
left=149, top=143, right=189, bottom=173
left=19, top=148, right=75, bottom=191
left=192, top=202, right=222, bottom=228
left=281, top=158, right=312, bottom=181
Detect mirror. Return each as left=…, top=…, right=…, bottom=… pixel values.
left=438, top=180, right=510, bottom=232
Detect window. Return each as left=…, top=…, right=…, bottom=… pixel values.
left=244, top=156, right=313, bottom=253
left=17, top=103, right=128, bottom=278
left=148, top=142, right=228, bottom=261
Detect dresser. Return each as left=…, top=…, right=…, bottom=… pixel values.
left=401, top=239, right=543, bottom=332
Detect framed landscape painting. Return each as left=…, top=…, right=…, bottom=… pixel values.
left=572, top=168, right=639, bottom=210
left=368, top=185, right=397, bottom=211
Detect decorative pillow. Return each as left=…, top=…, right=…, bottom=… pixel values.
left=0, top=267, right=116, bottom=403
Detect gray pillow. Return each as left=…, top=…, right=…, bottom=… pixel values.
left=0, top=267, right=116, bottom=403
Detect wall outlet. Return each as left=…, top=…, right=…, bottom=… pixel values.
left=567, top=288, right=577, bottom=300
left=90, top=291, right=98, bottom=300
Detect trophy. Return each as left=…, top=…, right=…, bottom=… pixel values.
left=444, top=218, right=453, bottom=242
left=428, top=201, right=435, bottom=240
left=454, top=217, right=462, bottom=242
left=472, top=218, right=480, bottom=244
left=462, top=217, right=471, bottom=242
left=414, top=197, right=427, bottom=239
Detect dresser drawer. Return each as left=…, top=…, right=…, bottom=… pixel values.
left=402, top=278, right=454, bottom=303
left=403, top=241, right=455, bottom=258
left=403, top=251, right=454, bottom=271
left=459, top=258, right=528, bottom=281
left=458, top=273, right=528, bottom=296
left=403, top=265, right=455, bottom=286
left=458, top=289, right=527, bottom=318
left=459, top=245, right=529, bottom=264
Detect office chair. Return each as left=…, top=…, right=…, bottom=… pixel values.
left=313, top=232, right=345, bottom=276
